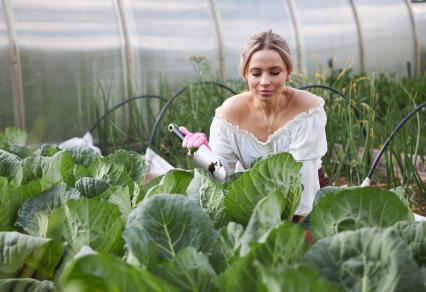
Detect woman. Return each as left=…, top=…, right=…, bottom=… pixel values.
left=180, top=30, right=327, bottom=221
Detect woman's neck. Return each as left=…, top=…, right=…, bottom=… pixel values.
left=251, top=87, right=292, bottom=118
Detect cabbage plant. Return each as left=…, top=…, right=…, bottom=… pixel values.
left=0, top=131, right=425, bottom=291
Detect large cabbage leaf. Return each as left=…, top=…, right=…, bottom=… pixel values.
left=389, top=186, right=411, bottom=208
left=0, top=150, right=23, bottom=184
left=0, top=177, right=20, bottom=231
left=302, top=227, right=425, bottom=292
left=155, top=246, right=217, bottom=292
left=67, top=146, right=101, bottom=168
left=238, top=190, right=289, bottom=256
left=0, top=127, right=27, bottom=148
left=74, top=177, right=111, bottom=198
left=187, top=169, right=226, bottom=228
left=258, top=265, right=343, bottom=292
left=89, top=149, right=147, bottom=187
left=224, top=153, right=302, bottom=225
left=20, top=150, right=74, bottom=185
left=216, top=222, right=308, bottom=291
left=0, top=128, right=32, bottom=158
left=123, top=194, right=219, bottom=270
left=0, top=178, right=47, bottom=231
left=46, top=199, right=124, bottom=256
left=0, top=232, right=63, bottom=278
left=60, top=253, right=175, bottom=292
left=86, top=150, right=146, bottom=197
left=312, top=186, right=345, bottom=204
left=218, top=222, right=245, bottom=262
left=310, top=187, right=414, bottom=240
left=387, top=220, right=426, bottom=266
left=0, top=278, right=54, bottom=292
left=145, top=169, right=193, bottom=198
left=16, top=183, right=80, bottom=236
left=107, top=149, right=147, bottom=185
left=35, top=144, right=61, bottom=157
left=98, top=185, right=132, bottom=221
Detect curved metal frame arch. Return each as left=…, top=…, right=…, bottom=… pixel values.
left=88, top=95, right=168, bottom=133
left=298, top=83, right=366, bottom=139
left=365, top=100, right=426, bottom=181
left=87, top=81, right=424, bottom=185
left=147, top=81, right=237, bottom=147
left=298, top=84, right=346, bottom=98
left=147, top=83, right=356, bottom=148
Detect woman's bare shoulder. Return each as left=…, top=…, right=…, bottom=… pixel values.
left=216, top=92, right=251, bottom=124
left=290, top=88, right=322, bottom=113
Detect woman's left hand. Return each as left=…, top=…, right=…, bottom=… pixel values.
left=179, top=127, right=211, bottom=150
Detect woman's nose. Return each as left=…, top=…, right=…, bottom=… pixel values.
left=260, top=73, right=271, bottom=85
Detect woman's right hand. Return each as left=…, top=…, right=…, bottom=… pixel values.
left=179, top=127, right=211, bottom=150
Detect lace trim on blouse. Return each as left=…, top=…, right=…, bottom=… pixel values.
left=213, top=96, right=325, bottom=145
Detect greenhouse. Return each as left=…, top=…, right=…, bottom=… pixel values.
left=1, top=0, right=426, bottom=140
left=1, top=0, right=426, bottom=291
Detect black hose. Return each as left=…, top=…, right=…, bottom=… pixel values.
left=88, top=95, right=168, bottom=133
left=86, top=81, right=424, bottom=184
left=299, top=84, right=361, bottom=120
left=366, top=100, right=426, bottom=180
left=298, top=84, right=346, bottom=98
left=147, top=81, right=237, bottom=147
left=89, top=83, right=338, bottom=142
left=298, top=84, right=367, bottom=140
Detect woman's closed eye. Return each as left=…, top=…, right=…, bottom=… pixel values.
left=250, top=71, right=280, bottom=77
left=250, top=70, right=261, bottom=77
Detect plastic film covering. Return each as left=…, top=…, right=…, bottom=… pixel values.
left=412, top=2, right=426, bottom=73
left=216, top=0, right=297, bottom=79
left=354, top=0, right=415, bottom=77
left=1, top=1, right=425, bottom=144
left=0, top=2, right=14, bottom=129
left=7, top=0, right=126, bottom=141
left=123, top=0, right=220, bottom=93
left=295, top=0, right=361, bottom=76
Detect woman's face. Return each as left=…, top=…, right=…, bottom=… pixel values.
left=245, top=49, right=290, bottom=103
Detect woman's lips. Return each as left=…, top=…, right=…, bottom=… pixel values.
left=258, top=90, right=274, bottom=96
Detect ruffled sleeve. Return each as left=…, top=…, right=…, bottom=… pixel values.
left=295, top=159, right=322, bottom=215
left=288, top=105, right=327, bottom=161
left=289, top=103, right=328, bottom=216
left=209, top=116, right=239, bottom=177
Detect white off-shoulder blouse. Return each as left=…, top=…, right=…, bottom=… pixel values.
left=209, top=96, right=327, bottom=216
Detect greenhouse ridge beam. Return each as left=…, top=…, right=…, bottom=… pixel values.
left=2, top=0, right=25, bottom=129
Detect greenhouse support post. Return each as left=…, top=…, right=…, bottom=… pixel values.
left=348, top=0, right=366, bottom=73
left=2, top=0, right=25, bottom=129
left=404, top=0, right=421, bottom=76
left=208, top=0, right=226, bottom=79
left=286, top=0, right=305, bottom=74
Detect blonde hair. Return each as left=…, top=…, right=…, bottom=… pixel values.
left=240, top=30, right=293, bottom=78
